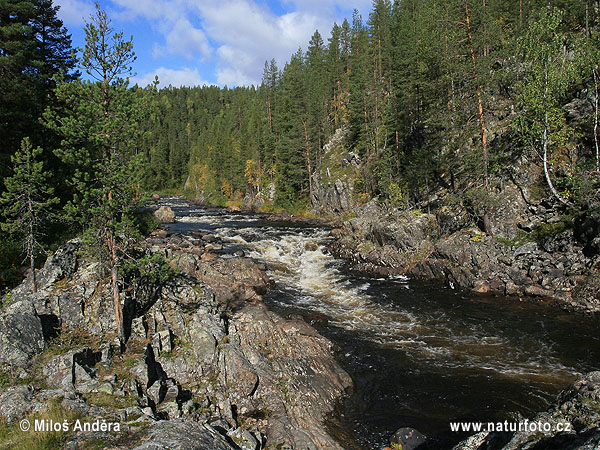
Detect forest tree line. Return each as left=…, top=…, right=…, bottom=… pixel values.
left=1, top=0, right=162, bottom=338
left=2, top=0, right=600, bottom=291
left=140, top=0, right=600, bottom=219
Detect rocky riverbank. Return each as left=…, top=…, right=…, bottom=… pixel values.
left=328, top=198, right=600, bottom=314
left=0, top=215, right=351, bottom=449
left=384, top=371, right=600, bottom=450
left=451, top=371, right=600, bottom=450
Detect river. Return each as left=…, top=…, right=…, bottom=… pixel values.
left=164, top=198, right=600, bottom=449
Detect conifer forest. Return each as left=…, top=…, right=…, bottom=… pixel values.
left=3, top=2, right=600, bottom=450
left=2, top=0, right=600, bottom=279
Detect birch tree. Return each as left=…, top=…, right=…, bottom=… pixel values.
left=517, top=7, right=576, bottom=205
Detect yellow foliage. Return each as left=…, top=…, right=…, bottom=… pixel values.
left=388, top=183, right=404, bottom=206
left=244, top=160, right=261, bottom=188
left=471, top=233, right=485, bottom=242
left=357, top=192, right=370, bottom=204
left=221, top=181, right=232, bottom=198
left=189, top=162, right=212, bottom=190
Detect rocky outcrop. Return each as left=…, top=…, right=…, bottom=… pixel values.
left=132, top=420, right=235, bottom=450
left=10, top=238, right=79, bottom=298
left=242, top=191, right=265, bottom=212
left=330, top=199, right=438, bottom=277
left=0, top=226, right=351, bottom=450
left=0, top=298, right=45, bottom=367
left=452, top=371, right=600, bottom=450
left=311, top=126, right=359, bottom=214
left=153, top=206, right=176, bottom=223
left=329, top=198, right=600, bottom=313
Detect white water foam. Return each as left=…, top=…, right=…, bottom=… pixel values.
left=185, top=209, right=580, bottom=382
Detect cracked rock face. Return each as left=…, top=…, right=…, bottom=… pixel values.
left=0, top=233, right=352, bottom=450
left=132, top=420, right=234, bottom=450
left=0, top=299, right=45, bottom=367
left=330, top=196, right=600, bottom=313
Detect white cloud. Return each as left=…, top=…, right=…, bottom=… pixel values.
left=196, top=0, right=333, bottom=85
left=217, top=67, right=256, bottom=87
left=60, top=0, right=372, bottom=87
left=110, top=0, right=169, bottom=21
left=132, top=67, right=211, bottom=88
left=163, top=18, right=212, bottom=60
left=283, top=0, right=372, bottom=16
left=112, top=1, right=213, bottom=63
left=54, top=0, right=95, bottom=26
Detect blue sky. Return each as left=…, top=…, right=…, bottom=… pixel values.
left=53, top=0, right=372, bottom=88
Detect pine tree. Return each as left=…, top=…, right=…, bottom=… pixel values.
left=0, top=137, right=58, bottom=293
left=45, top=2, right=143, bottom=346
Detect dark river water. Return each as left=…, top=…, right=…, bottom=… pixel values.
left=164, top=198, right=600, bottom=450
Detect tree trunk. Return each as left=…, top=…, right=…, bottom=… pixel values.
left=108, top=231, right=125, bottom=345
left=465, top=0, right=492, bottom=234
left=542, top=73, right=568, bottom=205
left=519, top=0, right=523, bottom=29
left=30, top=249, right=36, bottom=294
left=543, top=111, right=567, bottom=204
left=106, top=184, right=125, bottom=345
left=482, top=0, right=488, bottom=57
left=594, top=66, right=599, bottom=172
left=28, top=217, right=36, bottom=294
left=586, top=0, right=590, bottom=36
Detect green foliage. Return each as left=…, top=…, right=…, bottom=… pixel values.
left=0, top=366, right=12, bottom=387
left=386, top=182, right=407, bottom=208
left=532, top=215, right=574, bottom=242
left=0, top=0, right=77, bottom=185
left=1, top=138, right=59, bottom=237
left=495, top=230, right=534, bottom=249
left=3, top=0, right=600, bottom=256
left=44, top=3, right=150, bottom=342
left=83, top=392, right=137, bottom=409
left=514, top=6, right=579, bottom=204
left=0, top=138, right=59, bottom=292
left=129, top=0, right=598, bottom=218
left=0, top=236, right=23, bottom=292
left=132, top=210, right=159, bottom=237
left=121, top=252, right=177, bottom=286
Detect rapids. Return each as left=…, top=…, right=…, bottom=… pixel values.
left=165, top=198, right=600, bottom=449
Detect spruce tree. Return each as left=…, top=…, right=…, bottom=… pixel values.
left=31, top=0, right=77, bottom=86
left=0, top=0, right=76, bottom=180
left=0, top=137, right=58, bottom=293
